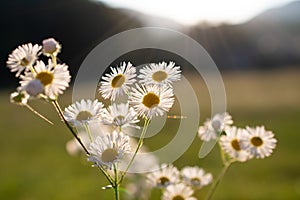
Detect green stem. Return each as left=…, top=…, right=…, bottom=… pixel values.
left=119, top=118, right=150, bottom=183
left=29, top=65, right=36, bottom=75
left=113, top=185, right=120, bottom=200
left=84, top=123, right=93, bottom=142
left=53, top=100, right=116, bottom=192
left=218, top=139, right=227, bottom=164
left=113, top=164, right=120, bottom=200
left=51, top=54, right=57, bottom=66
left=52, top=100, right=90, bottom=155
left=204, top=162, right=232, bottom=200
left=97, top=165, right=114, bottom=186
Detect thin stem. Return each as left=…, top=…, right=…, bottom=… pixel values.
left=53, top=100, right=117, bottom=195
left=51, top=54, right=57, bottom=66
left=52, top=100, right=90, bottom=155
left=113, top=164, right=120, bottom=200
left=25, top=104, right=54, bottom=125
left=119, top=118, right=150, bottom=183
left=218, top=139, right=227, bottom=164
left=96, top=165, right=114, bottom=186
left=204, top=162, right=232, bottom=200
left=83, top=123, right=93, bottom=142
left=29, top=65, right=36, bottom=74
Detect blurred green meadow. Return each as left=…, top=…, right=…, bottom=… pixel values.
left=1, top=68, right=300, bottom=200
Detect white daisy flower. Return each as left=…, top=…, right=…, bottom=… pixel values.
left=101, top=102, right=139, bottom=129
left=162, top=183, right=197, bottom=200
left=129, top=84, right=174, bottom=119
left=181, top=166, right=213, bottom=188
left=242, top=126, right=277, bottom=159
left=146, top=164, right=180, bottom=188
left=99, top=62, right=136, bottom=101
left=87, top=131, right=131, bottom=168
left=198, top=112, right=233, bottom=141
left=220, top=126, right=251, bottom=162
left=20, top=60, right=71, bottom=99
left=7, top=43, right=41, bottom=77
left=10, top=90, right=29, bottom=105
left=64, top=99, right=104, bottom=125
left=138, top=61, right=181, bottom=87
left=42, top=38, right=61, bottom=57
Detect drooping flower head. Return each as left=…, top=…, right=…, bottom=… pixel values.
left=146, top=164, right=180, bottom=188
left=138, top=61, right=181, bottom=87
left=20, top=60, right=71, bottom=99
left=99, top=62, right=136, bottom=101
left=10, top=90, right=29, bottom=106
left=64, top=99, right=104, bottom=126
left=162, top=183, right=197, bottom=200
left=7, top=43, right=41, bottom=77
left=181, top=166, right=213, bottom=188
left=88, top=131, right=131, bottom=168
left=129, top=84, right=174, bottom=119
left=198, top=112, right=233, bottom=141
left=242, top=126, right=277, bottom=159
left=220, top=126, right=251, bottom=162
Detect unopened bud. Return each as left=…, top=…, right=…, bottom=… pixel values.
left=25, top=79, right=44, bottom=96
left=42, top=38, right=61, bottom=56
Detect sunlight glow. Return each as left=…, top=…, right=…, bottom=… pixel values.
left=98, top=0, right=292, bottom=25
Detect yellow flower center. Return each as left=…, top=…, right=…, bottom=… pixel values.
left=142, top=92, right=160, bottom=108
left=172, top=195, right=185, bottom=200
left=36, top=72, right=54, bottom=86
left=152, top=70, right=168, bottom=82
left=251, top=136, right=263, bottom=147
left=20, top=57, right=30, bottom=66
left=111, top=74, right=125, bottom=88
left=231, top=139, right=241, bottom=151
left=76, top=111, right=93, bottom=121
left=101, top=148, right=118, bottom=163
left=158, top=176, right=170, bottom=186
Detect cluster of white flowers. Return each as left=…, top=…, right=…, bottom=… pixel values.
left=7, top=38, right=70, bottom=102
left=198, top=113, right=277, bottom=162
left=7, top=39, right=278, bottom=200
left=98, top=61, right=179, bottom=119
left=146, top=164, right=212, bottom=199
left=61, top=61, right=181, bottom=171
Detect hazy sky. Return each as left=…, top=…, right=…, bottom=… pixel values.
left=98, top=0, right=294, bottom=25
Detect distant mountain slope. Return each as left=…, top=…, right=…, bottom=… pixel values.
left=188, top=1, right=300, bottom=70
left=249, top=1, right=300, bottom=25
left=119, top=8, right=186, bottom=30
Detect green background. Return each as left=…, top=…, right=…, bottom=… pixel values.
left=1, top=69, right=299, bottom=199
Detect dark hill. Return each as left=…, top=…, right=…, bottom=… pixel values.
left=188, top=1, right=300, bottom=70
left=1, top=0, right=300, bottom=90
left=0, top=0, right=141, bottom=89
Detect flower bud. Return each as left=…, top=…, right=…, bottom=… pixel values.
left=42, top=38, right=61, bottom=56
left=25, top=79, right=44, bottom=96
